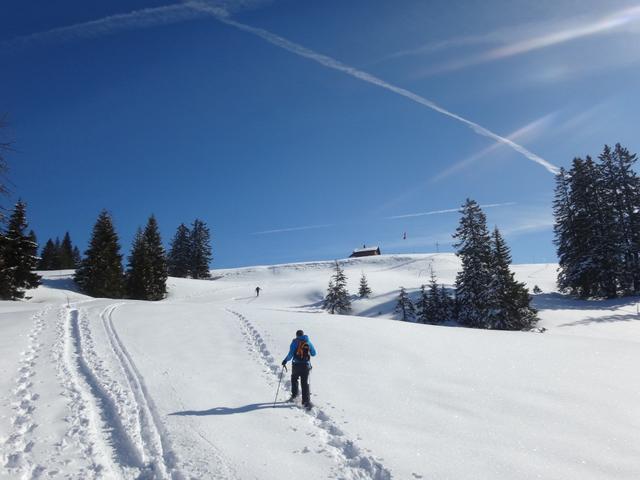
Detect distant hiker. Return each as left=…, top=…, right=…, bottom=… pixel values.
left=282, top=330, right=316, bottom=409
left=256, top=286, right=261, bottom=297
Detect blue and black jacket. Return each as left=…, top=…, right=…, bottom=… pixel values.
left=282, top=335, right=316, bottom=365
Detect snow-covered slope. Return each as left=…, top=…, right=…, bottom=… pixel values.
left=1, top=254, right=639, bottom=479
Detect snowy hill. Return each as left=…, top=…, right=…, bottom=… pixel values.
left=1, top=254, right=639, bottom=479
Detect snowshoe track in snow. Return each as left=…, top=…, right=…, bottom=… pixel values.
left=227, top=308, right=392, bottom=480
left=1, top=306, right=49, bottom=477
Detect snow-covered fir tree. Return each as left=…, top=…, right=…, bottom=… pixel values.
left=190, top=219, right=212, bottom=279
left=394, top=286, right=415, bottom=322
left=168, top=223, right=191, bottom=278
left=323, top=261, right=351, bottom=314
left=416, top=284, right=429, bottom=324
left=72, top=246, right=81, bottom=267
left=358, top=272, right=372, bottom=298
left=74, top=210, right=125, bottom=298
left=453, top=198, right=493, bottom=328
left=0, top=201, right=41, bottom=299
left=126, top=215, right=168, bottom=301
left=438, top=284, right=454, bottom=322
left=486, top=227, right=537, bottom=330
left=554, top=144, right=640, bottom=298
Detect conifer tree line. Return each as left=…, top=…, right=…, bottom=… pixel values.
left=38, top=232, right=81, bottom=270
left=415, top=271, right=455, bottom=325
left=167, top=220, right=212, bottom=279
left=554, top=143, right=640, bottom=298
left=391, top=199, right=536, bottom=330
left=322, top=201, right=535, bottom=331
left=0, top=200, right=41, bottom=299
left=74, top=212, right=213, bottom=300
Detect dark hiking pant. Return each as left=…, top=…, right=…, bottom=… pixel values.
left=291, top=363, right=311, bottom=404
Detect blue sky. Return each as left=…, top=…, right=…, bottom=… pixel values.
left=1, top=0, right=639, bottom=268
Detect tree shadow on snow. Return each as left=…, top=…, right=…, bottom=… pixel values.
left=533, top=293, right=640, bottom=311
left=169, top=401, right=292, bottom=416
left=558, top=313, right=640, bottom=327
left=39, top=273, right=82, bottom=293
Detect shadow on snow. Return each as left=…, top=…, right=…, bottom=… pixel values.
left=169, top=401, right=292, bottom=416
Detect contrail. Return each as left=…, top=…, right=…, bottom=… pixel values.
left=190, top=3, right=559, bottom=175
left=430, top=112, right=556, bottom=183
left=3, top=0, right=559, bottom=175
left=386, top=202, right=516, bottom=220
left=0, top=1, right=269, bottom=52
left=251, top=223, right=335, bottom=235
left=0, top=4, right=208, bottom=52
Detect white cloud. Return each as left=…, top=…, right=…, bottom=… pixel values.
left=414, top=4, right=640, bottom=76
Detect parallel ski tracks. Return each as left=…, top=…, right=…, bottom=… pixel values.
left=226, top=308, right=392, bottom=480
left=99, top=304, right=182, bottom=479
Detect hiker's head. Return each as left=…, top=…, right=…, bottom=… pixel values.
left=296, top=329, right=304, bottom=337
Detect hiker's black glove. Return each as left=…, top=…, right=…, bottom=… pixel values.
left=281, top=360, right=287, bottom=366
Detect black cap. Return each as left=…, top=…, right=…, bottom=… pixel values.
left=296, top=330, right=304, bottom=337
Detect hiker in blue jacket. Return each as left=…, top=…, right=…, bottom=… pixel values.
left=282, top=330, right=316, bottom=408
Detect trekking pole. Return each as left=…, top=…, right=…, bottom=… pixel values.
left=273, top=364, right=286, bottom=408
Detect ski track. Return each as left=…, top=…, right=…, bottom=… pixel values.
left=226, top=308, right=393, bottom=480
left=99, top=304, right=184, bottom=480
left=1, top=306, right=49, bottom=478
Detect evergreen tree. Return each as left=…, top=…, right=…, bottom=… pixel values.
left=58, top=232, right=75, bottom=269
left=554, top=145, right=640, bottom=298
left=126, top=228, right=146, bottom=300
left=416, top=284, right=429, bottom=323
left=190, top=219, right=212, bottom=279
left=0, top=240, right=11, bottom=299
left=358, top=272, right=372, bottom=298
left=323, top=261, right=351, bottom=314
left=394, top=287, right=415, bottom=322
left=486, top=227, right=538, bottom=330
left=323, top=279, right=338, bottom=314
left=167, top=223, right=191, bottom=278
left=453, top=199, right=493, bottom=328
left=142, top=215, right=168, bottom=300
left=438, top=284, right=453, bottom=322
left=0, top=201, right=41, bottom=299
left=597, top=144, right=640, bottom=294
left=74, top=210, right=125, bottom=298
left=72, top=246, right=81, bottom=267
left=53, top=237, right=61, bottom=268
left=38, top=238, right=58, bottom=270
left=126, top=217, right=168, bottom=301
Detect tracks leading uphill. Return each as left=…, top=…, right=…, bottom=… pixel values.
left=50, top=304, right=185, bottom=479
left=1, top=306, right=49, bottom=477
left=99, top=304, right=183, bottom=479
left=227, top=308, right=392, bottom=480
